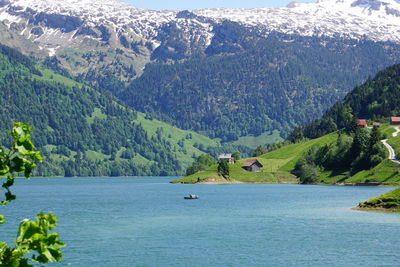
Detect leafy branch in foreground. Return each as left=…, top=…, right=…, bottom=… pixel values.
left=0, top=123, right=64, bottom=266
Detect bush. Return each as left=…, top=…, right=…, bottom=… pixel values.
left=217, top=160, right=229, bottom=179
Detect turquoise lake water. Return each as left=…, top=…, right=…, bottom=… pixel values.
left=2, top=177, right=400, bottom=266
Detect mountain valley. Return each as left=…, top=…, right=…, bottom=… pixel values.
left=1, top=0, right=400, bottom=175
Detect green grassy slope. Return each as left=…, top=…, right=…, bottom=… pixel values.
left=259, top=133, right=339, bottom=172
left=344, top=160, right=400, bottom=185
left=173, top=132, right=338, bottom=184
left=133, top=113, right=219, bottom=167
left=231, top=130, right=283, bottom=150
left=357, top=188, right=400, bottom=212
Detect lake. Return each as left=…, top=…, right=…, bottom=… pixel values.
left=2, top=177, right=400, bottom=266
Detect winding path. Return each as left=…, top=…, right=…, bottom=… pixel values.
left=381, top=126, right=400, bottom=164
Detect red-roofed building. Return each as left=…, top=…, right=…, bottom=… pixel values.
left=242, top=159, right=263, bottom=172
left=356, top=119, right=367, bottom=128
left=391, top=117, right=400, bottom=125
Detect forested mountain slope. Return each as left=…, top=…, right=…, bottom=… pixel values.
left=121, top=31, right=400, bottom=141
left=0, top=44, right=219, bottom=176
left=290, top=63, right=400, bottom=140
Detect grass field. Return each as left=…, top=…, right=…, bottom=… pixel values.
left=231, top=130, right=283, bottom=149
left=86, top=108, right=107, bottom=125
left=34, top=67, right=83, bottom=87
left=260, top=132, right=339, bottom=172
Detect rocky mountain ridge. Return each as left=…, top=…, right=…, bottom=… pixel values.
left=0, top=0, right=399, bottom=59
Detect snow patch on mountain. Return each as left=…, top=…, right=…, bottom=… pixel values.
left=0, top=0, right=399, bottom=57
left=194, top=0, right=400, bottom=42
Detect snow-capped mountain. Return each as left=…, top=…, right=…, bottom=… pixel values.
left=196, top=0, right=400, bottom=42
left=0, top=0, right=399, bottom=58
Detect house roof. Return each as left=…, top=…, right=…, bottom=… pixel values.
left=357, top=119, right=367, bottom=126
left=391, top=117, right=400, bottom=122
left=218, top=154, right=232, bottom=159
left=242, top=159, right=263, bottom=168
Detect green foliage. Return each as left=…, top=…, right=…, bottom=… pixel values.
left=185, top=154, right=216, bottom=176
left=253, top=146, right=268, bottom=157
left=0, top=123, right=64, bottom=266
left=1, top=123, right=42, bottom=205
left=2, top=213, right=64, bottom=265
left=217, top=160, right=230, bottom=179
left=232, top=151, right=241, bottom=160
left=350, top=128, right=386, bottom=173
left=120, top=149, right=135, bottom=160
left=293, top=146, right=321, bottom=184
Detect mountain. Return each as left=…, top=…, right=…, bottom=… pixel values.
left=121, top=31, right=400, bottom=141
left=1, top=0, right=400, bottom=58
left=0, top=43, right=220, bottom=176
left=1, top=0, right=400, bottom=146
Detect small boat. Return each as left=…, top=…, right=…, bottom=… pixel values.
left=184, top=194, right=199, bottom=199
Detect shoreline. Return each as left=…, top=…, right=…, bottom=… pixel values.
left=175, top=179, right=400, bottom=187
left=352, top=206, right=400, bottom=213
left=5, top=176, right=400, bottom=187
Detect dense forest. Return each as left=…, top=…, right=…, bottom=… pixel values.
left=0, top=44, right=219, bottom=176
left=117, top=24, right=400, bottom=142
left=289, top=63, right=400, bottom=141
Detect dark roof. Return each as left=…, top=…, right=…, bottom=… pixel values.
left=391, top=117, right=400, bottom=122
left=357, top=119, right=367, bottom=126
left=242, top=159, right=263, bottom=168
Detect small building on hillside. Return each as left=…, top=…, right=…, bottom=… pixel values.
left=356, top=119, right=367, bottom=128
left=218, top=154, right=235, bottom=164
left=242, top=159, right=263, bottom=172
left=372, top=122, right=381, bottom=128
left=391, top=117, right=400, bottom=125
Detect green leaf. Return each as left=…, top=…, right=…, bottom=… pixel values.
left=1, top=123, right=42, bottom=205
left=0, top=124, right=62, bottom=266
left=14, top=213, right=64, bottom=264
